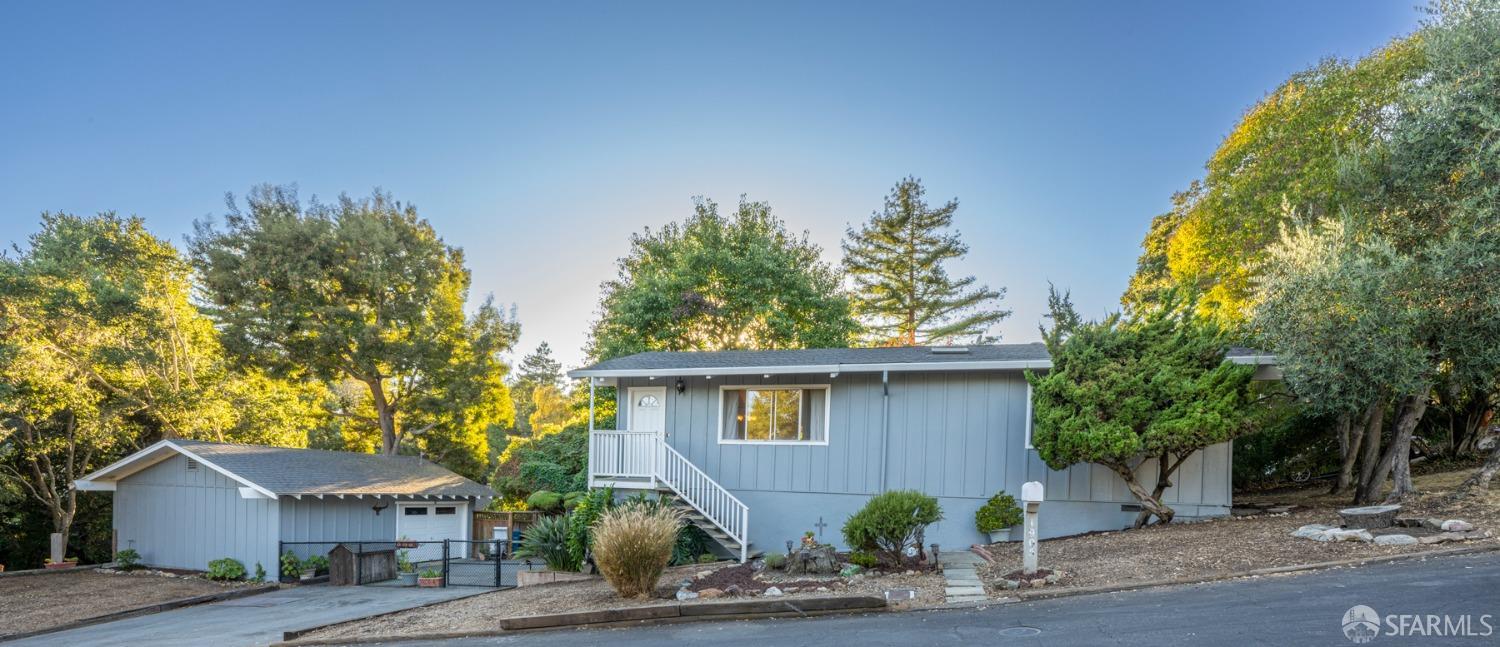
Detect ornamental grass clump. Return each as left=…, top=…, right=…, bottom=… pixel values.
left=591, top=505, right=682, bottom=598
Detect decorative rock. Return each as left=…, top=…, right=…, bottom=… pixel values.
left=1373, top=534, right=1418, bottom=546
left=763, top=586, right=784, bottom=597
left=696, top=570, right=714, bottom=578
left=1421, top=518, right=1445, bottom=530
left=1029, top=578, right=1047, bottom=587
left=724, top=584, right=743, bottom=597
left=1000, top=579, right=1020, bottom=590
left=839, top=564, right=863, bottom=577
left=1291, top=524, right=1335, bottom=540
left=816, top=586, right=830, bottom=592
left=905, top=570, right=916, bottom=576
left=1326, top=529, right=1374, bottom=543
left=698, top=588, right=724, bottom=599
left=785, top=545, right=840, bottom=575
left=676, top=588, right=699, bottom=601
left=1338, top=505, right=1402, bottom=529
left=1440, top=520, right=1474, bottom=532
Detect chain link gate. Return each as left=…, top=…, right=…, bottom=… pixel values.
left=279, top=539, right=522, bottom=588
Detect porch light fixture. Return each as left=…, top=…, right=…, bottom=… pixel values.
left=675, top=378, right=685, bottom=394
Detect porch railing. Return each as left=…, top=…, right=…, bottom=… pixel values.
left=588, top=430, right=750, bottom=562
left=588, top=430, right=656, bottom=479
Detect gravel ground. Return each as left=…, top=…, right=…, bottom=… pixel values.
left=978, top=467, right=1499, bottom=593
left=300, top=562, right=945, bottom=642
left=0, top=568, right=248, bottom=638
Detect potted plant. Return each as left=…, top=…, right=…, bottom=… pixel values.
left=299, top=554, right=327, bottom=582
left=396, top=550, right=417, bottom=587
left=976, top=491, right=1024, bottom=543
left=417, top=567, right=443, bottom=588
left=280, top=550, right=301, bottom=583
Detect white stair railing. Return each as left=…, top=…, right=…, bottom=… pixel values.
left=656, top=442, right=750, bottom=563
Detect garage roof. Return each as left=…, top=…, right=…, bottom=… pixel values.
left=75, top=439, right=493, bottom=499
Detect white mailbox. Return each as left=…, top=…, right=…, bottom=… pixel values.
left=1021, top=481, right=1044, bottom=504
left=1020, top=481, right=1044, bottom=575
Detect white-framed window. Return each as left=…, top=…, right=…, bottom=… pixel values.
left=1024, top=382, right=1035, bottom=450
left=718, top=385, right=829, bottom=445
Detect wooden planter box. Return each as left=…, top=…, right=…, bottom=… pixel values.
left=44, top=561, right=77, bottom=570
left=417, top=575, right=444, bottom=588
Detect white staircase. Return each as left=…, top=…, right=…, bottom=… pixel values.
left=589, top=431, right=751, bottom=562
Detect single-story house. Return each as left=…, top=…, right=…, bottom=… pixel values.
left=570, top=343, right=1278, bottom=560
left=74, top=439, right=493, bottom=576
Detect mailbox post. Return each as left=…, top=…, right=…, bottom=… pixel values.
left=1021, top=481, right=1044, bottom=575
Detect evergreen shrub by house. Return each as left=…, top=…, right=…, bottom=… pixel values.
left=591, top=506, right=682, bottom=598
left=841, top=490, right=942, bottom=567
left=516, top=514, right=578, bottom=572
left=975, top=492, right=1023, bottom=533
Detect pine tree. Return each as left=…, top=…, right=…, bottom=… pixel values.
left=842, top=177, right=1010, bottom=345
left=511, top=342, right=563, bottom=438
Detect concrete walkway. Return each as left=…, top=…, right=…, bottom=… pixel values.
left=937, top=549, right=987, bottom=604
left=12, top=584, right=487, bottom=647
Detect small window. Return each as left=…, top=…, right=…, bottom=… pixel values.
left=637, top=394, right=660, bottom=407
left=435, top=506, right=456, bottom=515
left=404, top=507, right=428, bottom=516
left=185, top=458, right=199, bottom=471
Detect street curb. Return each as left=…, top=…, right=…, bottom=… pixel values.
left=0, top=582, right=278, bottom=643
left=938, top=542, right=1500, bottom=609
left=273, top=595, right=888, bottom=645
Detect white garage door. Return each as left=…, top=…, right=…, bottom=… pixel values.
left=397, top=502, right=468, bottom=542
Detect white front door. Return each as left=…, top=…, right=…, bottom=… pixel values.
left=397, top=502, right=469, bottom=543
left=629, top=386, right=667, bottom=473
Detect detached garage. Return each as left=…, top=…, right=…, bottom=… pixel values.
left=74, top=439, right=493, bottom=578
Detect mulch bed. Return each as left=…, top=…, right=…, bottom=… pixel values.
left=0, top=568, right=250, bottom=638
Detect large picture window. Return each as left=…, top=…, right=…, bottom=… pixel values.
left=720, top=386, right=828, bottom=444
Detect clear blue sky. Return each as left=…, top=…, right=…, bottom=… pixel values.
left=0, top=1, right=1420, bottom=369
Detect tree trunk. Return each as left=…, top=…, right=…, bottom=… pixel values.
left=1384, top=393, right=1429, bottom=503
left=365, top=377, right=399, bottom=455
left=1353, top=399, right=1387, bottom=504
left=1111, top=458, right=1176, bottom=528
left=1455, top=441, right=1500, bottom=497
left=1331, top=411, right=1360, bottom=495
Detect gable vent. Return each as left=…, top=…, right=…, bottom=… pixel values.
left=930, top=347, right=970, bottom=355
left=185, top=458, right=199, bottom=471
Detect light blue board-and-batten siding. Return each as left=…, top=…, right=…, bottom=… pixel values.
left=112, top=453, right=280, bottom=575
left=616, top=371, right=1231, bottom=551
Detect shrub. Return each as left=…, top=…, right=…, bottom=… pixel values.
left=526, top=490, right=565, bottom=512
left=563, top=490, right=587, bottom=509
left=516, top=515, right=579, bottom=571
left=762, top=553, right=787, bottom=570
left=566, top=487, right=614, bottom=566
left=114, top=548, right=142, bottom=571
left=841, top=490, right=942, bottom=567
left=302, top=554, right=329, bottom=574
left=975, top=492, right=1023, bottom=533
left=697, top=553, right=717, bottom=564
left=592, top=505, right=681, bottom=598
left=396, top=550, right=415, bottom=573
left=280, top=550, right=300, bottom=577
left=672, top=524, right=711, bottom=566
left=847, top=550, right=879, bottom=569
left=253, top=562, right=266, bottom=583
left=206, top=557, right=246, bottom=581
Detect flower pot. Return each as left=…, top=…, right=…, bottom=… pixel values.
left=987, top=527, right=1017, bottom=543
left=44, top=561, right=77, bottom=570
left=417, top=576, right=443, bottom=588
left=398, top=571, right=418, bottom=587
left=300, top=569, right=317, bottom=582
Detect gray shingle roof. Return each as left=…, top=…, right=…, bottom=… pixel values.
left=571, top=343, right=1270, bottom=377
left=172, top=439, right=492, bottom=498
left=572, top=343, right=1051, bottom=375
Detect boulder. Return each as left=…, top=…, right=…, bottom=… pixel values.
left=698, top=588, right=724, bottom=599
left=785, top=545, right=840, bottom=575
left=1291, top=524, right=1335, bottom=540
left=1000, top=579, right=1020, bottom=590
left=1373, top=534, right=1418, bottom=546
left=1440, top=520, right=1474, bottom=532
left=1326, top=529, right=1374, bottom=543
left=676, top=588, right=699, bottom=601
left=1338, top=505, right=1402, bottom=529
left=763, top=586, right=784, bottom=597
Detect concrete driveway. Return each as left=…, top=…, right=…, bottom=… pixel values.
left=11, top=584, right=488, bottom=647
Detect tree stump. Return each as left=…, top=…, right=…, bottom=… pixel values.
left=785, top=545, right=839, bottom=575
left=1338, top=505, right=1402, bottom=529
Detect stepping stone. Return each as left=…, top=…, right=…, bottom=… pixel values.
left=947, top=596, right=987, bottom=604
left=945, top=586, right=986, bottom=597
